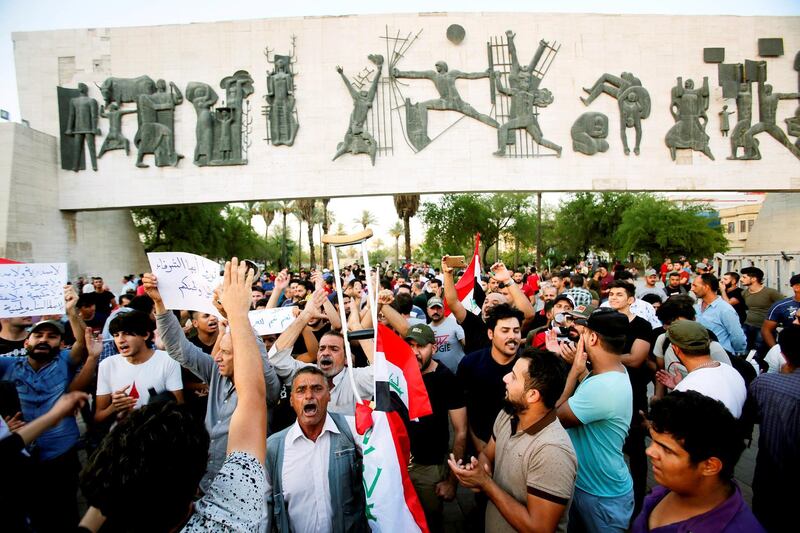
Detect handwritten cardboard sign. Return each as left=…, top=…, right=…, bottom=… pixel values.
left=249, top=307, right=296, bottom=335
left=148, top=252, right=222, bottom=317
left=0, top=263, right=67, bottom=318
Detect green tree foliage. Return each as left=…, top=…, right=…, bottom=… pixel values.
left=553, top=192, right=638, bottom=259
left=131, top=203, right=268, bottom=260
left=420, top=193, right=539, bottom=265
left=614, top=196, right=728, bottom=259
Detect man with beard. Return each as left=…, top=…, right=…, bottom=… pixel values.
left=740, top=266, right=784, bottom=355
left=556, top=309, right=634, bottom=533
left=266, top=366, right=368, bottom=532
left=270, top=288, right=375, bottom=416
left=457, top=303, right=523, bottom=454
left=143, top=272, right=280, bottom=492
left=692, top=274, right=746, bottom=356
left=0, top=286, right=93, bottom=531
left=720, top=271, right=747, bottom=325
left=449, top=349, right=576, bottom=533
left=443, top=257, right=533, bottom=356
left=663, top=271, right=688, bottom=298
left=404, top=323, right=467, bottom=533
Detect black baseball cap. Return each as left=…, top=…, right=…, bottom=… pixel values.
left=30, top=319, right=65, bottom=336
left=573, top=308, right=628, bottom=337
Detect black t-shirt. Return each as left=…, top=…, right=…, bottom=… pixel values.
left=93, top=290, right=116, bottom=314
left=726, top=287, right=748, bottom=325
left=0, top=337, right=26, bottom=357
left=457, top=346, right=516, bottom=444
left=527, top=310, right=548, bottom=334
left=189, top=335, right=215, bottom=355
left=459, top=311, right=490, bottom=355
left=624, top=315, right=653, bottom=415
left=408, top=363, right=465, bottom=465
left=292, top=323, right=331, bottom=356
left=663, top=285, right=687, bottom=298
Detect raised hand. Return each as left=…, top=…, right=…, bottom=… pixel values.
left=310, top=270, right=325, bottom=292
left=64, top=285, right=79, bottom=313
left=141, top=273, right=162, bottom=303
left=570, top=335, right=588, bottom=377
left=84, top=328, right=103, bottom=359
left=273, top=269, right=290, bottom=291
left=441, top=256, right=454, bottom=275
left=490, top=262, right=511, bottom=283
left=377, top=289, right=394, bottom=306
left=220, top=258, right=255, bottom=318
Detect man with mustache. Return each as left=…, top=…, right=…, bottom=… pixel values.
left=404, top=323, right=467, bottom=533
left=266, top=366, right=368, bottom=533
left=0, top=285, right=95, bottom=532
left=457, top=303, right=524, bottom=455
left=449, top=349, right=577, bottom=533
left=142, top=272, right=280, bottom=493
left=269, top=288, right=375, bottom=416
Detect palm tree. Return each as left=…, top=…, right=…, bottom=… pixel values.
left=354, top=210, right=377, bottom=231
left=296, top=198, right=317, bottom=267
left=393, top=194, right=420, bottom=262
left=320, top=198, right=332, bottom=267
left=389, top=221, right=403, bottom=266
left=278, top=200, right=293, bottom=268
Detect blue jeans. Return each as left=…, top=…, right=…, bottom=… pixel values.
left=568, top=487, right=634, bottom=533
left=743, top=323, right=765, bottom=356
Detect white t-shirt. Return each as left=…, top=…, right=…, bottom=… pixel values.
left=97, top=349, right=183, bottom=407
left=674, top=363, right=746, bottom=418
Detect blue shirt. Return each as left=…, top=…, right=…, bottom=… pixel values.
left=695, top=297, right=746, bottom=354
left=567, top=370, right=633, bottom=497
left=0, top=349, right=80, bottom=460
left=765, top=297, right=800, bottom=328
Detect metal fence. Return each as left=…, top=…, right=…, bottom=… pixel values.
left=713, top=252, right=800, bottom=295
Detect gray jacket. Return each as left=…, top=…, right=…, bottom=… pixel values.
left=266, top=412, right=368, bottom=533
left=157, top=310, right=280, bottom=492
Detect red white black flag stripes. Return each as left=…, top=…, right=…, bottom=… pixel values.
left=445, top=233, right=485, bottom=317
left=353, top=324, right=432, bottom=533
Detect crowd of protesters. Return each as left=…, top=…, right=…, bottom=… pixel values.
left=0, top=252, right=798, bottom=532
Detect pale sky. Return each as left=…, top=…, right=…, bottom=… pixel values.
left=1, top=0, right=797, bottom=252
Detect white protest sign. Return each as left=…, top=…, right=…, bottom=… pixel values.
left=0, top=263, right=67, bottom=318
left=148, top=252, right=222, bottom=318
left=249, top=307, right=296, bottom=335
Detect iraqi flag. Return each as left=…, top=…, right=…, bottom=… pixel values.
left=353, top=324, right=432, bottom=533
left=445, top=234, right=485, bottom=317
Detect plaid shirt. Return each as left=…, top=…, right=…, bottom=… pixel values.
left=750, top=369, right=800, bottom=476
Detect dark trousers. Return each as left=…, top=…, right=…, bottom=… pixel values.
left=623, top=423, right=648, bottom=518
left=29, top=447, right=80, bottom=532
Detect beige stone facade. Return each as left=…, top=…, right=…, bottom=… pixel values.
left=719, top=202, right=763, bottom=252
